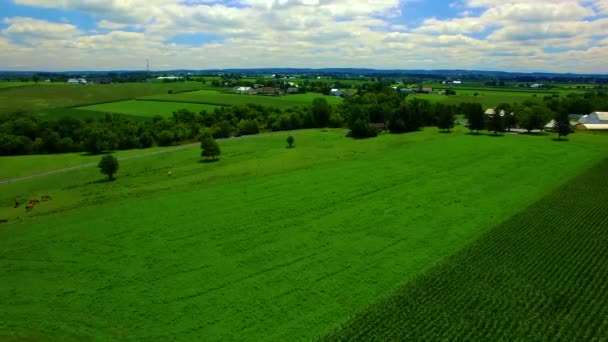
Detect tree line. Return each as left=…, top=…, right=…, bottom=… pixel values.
left=1, top=89, right=606, bottom=156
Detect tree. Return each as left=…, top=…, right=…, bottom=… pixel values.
left=200, top=133, right=221, bottom=160
left=462, top=103, right=484, bottom=133
left=436, top=105, right=455, bottom=132
left=487, top=108, right=505, bottom=135
left=520, top=106, right=549, bottom=133
left=496, top=103, right=515, bottom=132
left=286, top=135, right=295, bottom=148
left=554, top=111, right=571, bottom=140
left=312, top=98, right=331, bottom=127
left=98, top=155, right=119, bottom=180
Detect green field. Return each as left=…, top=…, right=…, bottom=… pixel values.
left=139, top=90, right=343, bottom=109
left=76, top=100, right=222, bottom=118
left=0, top=82, right=58, bottom=89
left=1, top=128, right=607, bottom=340
left=0, top=83, right=203, bottom=114
left=322, top=157, right=608, bottom=340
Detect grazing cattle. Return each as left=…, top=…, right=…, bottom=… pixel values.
left=0, top=218, right=8, bottom=224
left=42, top=194, right=52, bottom=201
left=14, top=198, right=20, bottom=208
left=25, top=203, right=34, bottom=212
left=29, top=199, right=40, bottom=205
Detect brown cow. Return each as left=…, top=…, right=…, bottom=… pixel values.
left=0, top=218, right=8, bottom=224
left=25, top=203, right=34, bottom=212
left=29, top=199, right=40, bottom=205
left=42, top=194, right=52, bottom=201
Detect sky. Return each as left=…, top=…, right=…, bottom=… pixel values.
left=0, top=0, right=607, bottom=73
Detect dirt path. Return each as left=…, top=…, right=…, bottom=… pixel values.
left=0, top=132, right=290, bottom=185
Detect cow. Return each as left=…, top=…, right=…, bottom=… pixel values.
left=29, top=199, right=40, bottom=205
left=25, top=203, right=34, bottom=212
left=14, top=198, right=20, bottom=208
left=42, top=194, right=52, bottom=201
left=0, top=218, right=8, bottom=224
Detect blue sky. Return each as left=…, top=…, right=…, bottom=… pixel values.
left=1, top=0, right=607, bottom=73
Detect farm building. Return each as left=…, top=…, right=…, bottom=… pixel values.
left=67, top=78, right=87, bottom=84
left=330, top=89, right=342, bottom=96
left=484, top=108, right=507, bottom=116
left=544, top=119, right=579, bottom=131
left=578, top=112, right=608, bottom=125
left=257, top=87, right=282, bottom=96
left=400, top=88, right=413, bottom=94
left=286, top=87, right=299, bottom=94
left=234, top=86, right=254, bottom=94
left=574, top=112, right=608, bottom=131
left=157, top=76, right=182, bottom=80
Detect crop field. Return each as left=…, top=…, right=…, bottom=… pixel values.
left=0, top=82, right=58, bottom=89
left=321, top=157, right=608, bottom=341
left=409, top=90, right=548, bottom=108
left=139, top=89, right=343, bottom=108
left=0, top=83, right=203, bottom=114
left=1, top=129, right=607, bottom=341
left=76, top=100, right=222, bottom=118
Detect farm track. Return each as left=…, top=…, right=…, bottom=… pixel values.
left=0, top=132, right=289, bottom=185
left=321, top=158, right=608, bottom=341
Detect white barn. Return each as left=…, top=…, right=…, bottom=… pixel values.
left=234, top=86, right=254, bottom=94
left=330, top=89, right=342, bottom=96
left=578, top=112, right=608, bottom=125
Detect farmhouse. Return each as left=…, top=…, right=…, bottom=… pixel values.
left=330, top=89, right=342, bottom=96
left=234, top=86, right=254, bottom=94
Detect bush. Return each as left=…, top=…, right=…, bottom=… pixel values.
left=156, top=130, right=175, bottom=146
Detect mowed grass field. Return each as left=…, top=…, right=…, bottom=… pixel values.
left=139, top=90, right=343, bottom=109
left=322, top=157, right=608, bottom=340
left=0, top=83, right=203, bottom=114
left=1, top=129, right=607, bottom=341
left=76, top=100, right=222, bottom=118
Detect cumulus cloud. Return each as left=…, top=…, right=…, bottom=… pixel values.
left=2, top=16, right=81, bottom=40
left=2, top=0, right=608, bottom=72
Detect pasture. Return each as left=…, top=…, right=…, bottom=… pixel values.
left=0, top=83, right=203, bottom=114
left=322, top=157, right=608, bottom=341
left=76, top=100, right=222, bottom=118
left=1, top=129, right=608, bottom=341
left=139, top=90, right=343, bottom=109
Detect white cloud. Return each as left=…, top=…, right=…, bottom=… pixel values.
left=2, top=0, right=608, bottom=72
left=97, top=20, right=129, bottom=30
left=2, top=17, right=81, bottom=40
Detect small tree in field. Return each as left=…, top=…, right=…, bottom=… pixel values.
left=200, top=133, right=220, bottom=161
left=98, top=155, right=119, bottom=180
left=554, top=111, right=571, bottom=140
left=286, top=135, right=295, bottom=148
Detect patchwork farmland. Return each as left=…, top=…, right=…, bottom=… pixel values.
left=2, top=128, right=608, bottom=340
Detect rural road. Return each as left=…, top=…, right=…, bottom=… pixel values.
left=0, top=132, right=290, bottom=185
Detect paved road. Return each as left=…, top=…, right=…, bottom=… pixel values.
left=0, top=132, right=290, bottom=185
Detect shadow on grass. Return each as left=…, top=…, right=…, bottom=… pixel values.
left=87, top=178, right=117, bottom=184
left=285, top=146, right=296, bottom=149
left=552, top=138, right=570, bottom=142
left=465, top=132, right=484, bottom=136
left=198, top=159, right=220, bottom=164
left=487, top=133, right=505, bottom=137
left=79, top=151, right=115, bottom=157
left=438, top=130, right=453, bottom=134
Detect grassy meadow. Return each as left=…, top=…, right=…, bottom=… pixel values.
left=0, top=83, right=203, bottom=114
left=139, top=90, right=343, bottom=109
left=1, top=128, right=608, bottom=340
left=76, top=100, right=222, bottom=118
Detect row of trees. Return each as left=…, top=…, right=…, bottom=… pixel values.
left=1, top=88, right=606, bottom=155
